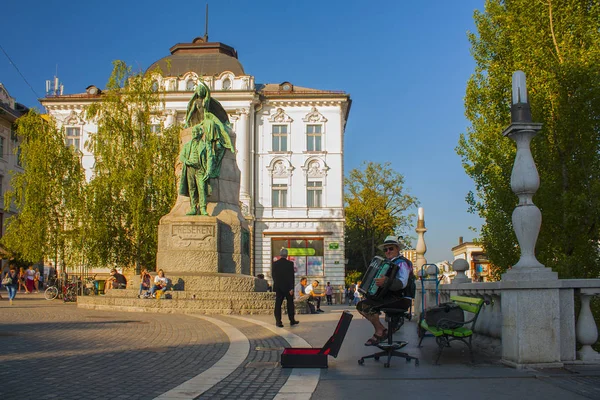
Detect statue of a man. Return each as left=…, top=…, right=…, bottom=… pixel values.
left=179, top=81, right=234, bottom=216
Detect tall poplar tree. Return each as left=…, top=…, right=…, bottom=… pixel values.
left=2, top=111, right=86, bottom=268
left=344, top=161, right=418, bottom=272
left=457, top=0, right=600, bottom=278
left=84, top=61, right=180, bottom=271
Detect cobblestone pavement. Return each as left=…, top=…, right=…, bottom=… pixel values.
left=0, top=295, right=228, bottom=400
left=198, top=316, right=291, bottom=400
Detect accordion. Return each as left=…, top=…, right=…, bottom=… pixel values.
left=358, top=256, right=398, bottom=301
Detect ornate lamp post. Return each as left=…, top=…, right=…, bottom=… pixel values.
left=501, top=71, right=561, bottom=368
left=415, top=207, right=427, bottom=270
left=502, top=71, right=557, bottom=280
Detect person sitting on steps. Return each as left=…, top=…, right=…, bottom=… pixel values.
left=105, top=269, right=127, bottom=291
left=150, top=269, right=169, bottom=298
left=304, top=280, right=325, bottom=313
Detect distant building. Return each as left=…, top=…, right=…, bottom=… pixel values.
left=451, top=236, right=492, bottom=282
left=40, top=37, right=351, bottom=287
left=0, top=84, right=27, bottom=239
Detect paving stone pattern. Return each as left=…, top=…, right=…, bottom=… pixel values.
left=0, top=296, right=227, bottom=400
left=198, top=316, right=291, bottom=400
left=539, top=375, right=600, bottom=400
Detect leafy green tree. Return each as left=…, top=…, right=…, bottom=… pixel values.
left=84, top=61, right=180, bottom=272
left=457, top=0, right=600, bottom=278
left=2, top=111, right=86, bottom=270
left=344, top=161, right=418, bottom=272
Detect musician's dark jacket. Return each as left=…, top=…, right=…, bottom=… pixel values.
left=272, top=257, right=295, bottom=293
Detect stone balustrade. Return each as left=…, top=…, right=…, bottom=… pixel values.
left=415, top=277, right=600, bottom=363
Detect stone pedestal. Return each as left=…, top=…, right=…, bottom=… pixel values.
left=155, top=126, right=255, bottom=292
left=157, top=206, right=250, bottom=276
left=500, top=271, right=563, bottom=368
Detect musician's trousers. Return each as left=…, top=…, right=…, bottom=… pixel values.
left=274, top=289, right=295, bottom=323
left=357, top=296, right=412, bottom=315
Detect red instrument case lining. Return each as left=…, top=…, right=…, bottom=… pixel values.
left=280, top=311, right=353, bottom=368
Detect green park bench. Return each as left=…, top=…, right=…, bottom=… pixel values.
left=418, top=295, right=488, bottom=364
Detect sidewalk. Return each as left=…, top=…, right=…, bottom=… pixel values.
left=0, top=296, right=598, bottom=399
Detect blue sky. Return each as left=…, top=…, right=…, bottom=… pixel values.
left=1, top=0, right=486, bottom=262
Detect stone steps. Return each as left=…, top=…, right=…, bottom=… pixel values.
left=78, top=289, right=276, bottom=315
left=102, top=289, right=274, bottom=301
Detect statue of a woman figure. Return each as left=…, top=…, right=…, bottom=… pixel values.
left=179, top=81, right=234, bottom=216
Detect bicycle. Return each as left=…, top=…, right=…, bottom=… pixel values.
left=44, top=276, right=61, bottom=300
left=83, top=275, right=97, bottom=296
left=44, top=276, right=78, bottom=302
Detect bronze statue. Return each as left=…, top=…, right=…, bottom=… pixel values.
left=179, top=81, right=234, bottom=216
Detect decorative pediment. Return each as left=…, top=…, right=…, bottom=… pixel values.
left=267, top=159, right=294, bottom=178
left=268, top=108, right=293, bottom=123
left=302, top=107, right=327, bottom=123
left=302, top=159, right=329, bottom=178
left=65, top=110, right=84, bottom=125
left=0, top=84, right=14, bottom=108
left=150, top=114, right=166, bottom=124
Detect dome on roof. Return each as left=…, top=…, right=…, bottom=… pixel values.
left=147, top=37, right=245, bottom=77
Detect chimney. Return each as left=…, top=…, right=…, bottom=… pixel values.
left=459, top=236, right=463, bottom=245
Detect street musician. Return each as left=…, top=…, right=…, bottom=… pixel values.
left=357, top=235, right=414, bottom=346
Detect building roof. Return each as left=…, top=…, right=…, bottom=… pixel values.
left=258, top=83, right=346, bottom=96
left=147, top=37, right=245, bottom=77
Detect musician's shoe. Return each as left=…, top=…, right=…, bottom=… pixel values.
left=316, top=309, right=325, bottom=313
left=290, top=320, right=300, bottom=326
left=276, top=322, right=284, bottom=328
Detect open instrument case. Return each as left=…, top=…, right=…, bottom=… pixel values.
left=280, top=311, right=353, bottom=368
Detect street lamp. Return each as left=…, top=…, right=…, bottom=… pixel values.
left=502, top=71, right=556, bottom=280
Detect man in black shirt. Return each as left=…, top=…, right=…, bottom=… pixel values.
left=106, top=269, right=127, bottom=290
left=271, top=248, right=299, bottom=327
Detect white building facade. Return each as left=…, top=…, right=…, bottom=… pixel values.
left=41, top=37, right=351, bottom=287
left=0, top=84, right=26, bottom=241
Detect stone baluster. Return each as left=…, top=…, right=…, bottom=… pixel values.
left=576, top=288, right=600, bottom=361
left=489, top=293, right=502, bottom=339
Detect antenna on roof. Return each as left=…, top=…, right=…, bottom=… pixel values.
left=45, top=65, right=64, bottom=97
left=204, top=4, right=209, bottom=42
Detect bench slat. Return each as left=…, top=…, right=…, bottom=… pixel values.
left=450, top=296, right=484, bottom=305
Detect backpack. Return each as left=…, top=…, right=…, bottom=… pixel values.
left=424, top=302, right=464, bottom=328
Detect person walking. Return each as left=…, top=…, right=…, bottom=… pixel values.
left=18, top=267, right=28, bottom=293
left=34, top=267, right=41, bottom=293
left=25, top=265, right=36, bottom=293
left=3, top=266, right=19, bottom=305
left=271, top=248, right=299, bottom=328
left=346, top=285, right=355, bottom=306
left=325, top=282, right=334, bottom=305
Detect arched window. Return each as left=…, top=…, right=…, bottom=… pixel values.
left=186, top=80, right=195, bottom=91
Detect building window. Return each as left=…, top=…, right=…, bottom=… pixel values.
left=186, top=80, right=195, bottom=91
left=150, top=124, right=161, bottom=134
left=272, top=184, right=287, bottom=208
left=307, top=181, right=322, bottom=208
left=306, top=125, right=322, bottom=151
left=0, top=137, right=4, bottom=159
left=272, top=125, right=288, bottom=152
left=152, top=81, right=159, bottom=92
left=66, top=127, right=81, bottom=150
left=272, top=238, right=324, bottom=276
left=16, top=146, right=22, bottom=167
